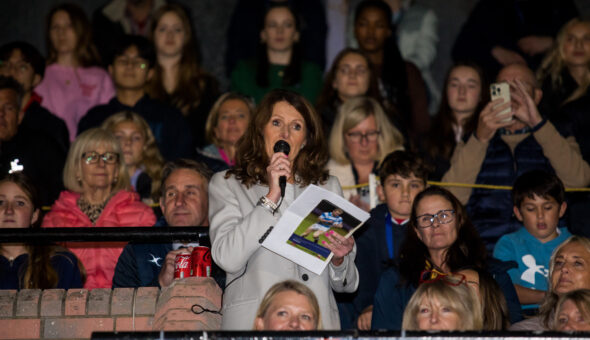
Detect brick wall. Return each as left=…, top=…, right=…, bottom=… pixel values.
left=0, top=277, right=222, bottom=340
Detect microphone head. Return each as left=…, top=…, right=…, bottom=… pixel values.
left=273, top=140, right=290, bottom=155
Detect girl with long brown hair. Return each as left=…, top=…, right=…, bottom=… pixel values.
left=146, top=3, right=219, bottom=148
left=35, top=3, right=115, bottom=141
left=0, top=172, right=83, bottom=289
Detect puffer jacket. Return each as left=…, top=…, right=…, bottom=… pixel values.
left=42, top=190, right=156, bottom=289
left=466, top=133, right=554, bottom=251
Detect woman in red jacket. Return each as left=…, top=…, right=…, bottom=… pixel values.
left=42, top=128, right=156, bottom=289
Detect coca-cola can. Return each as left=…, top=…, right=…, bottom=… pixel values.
left=174, top=252, right=192, bottom=279
left=191, top=246, right=212, bottom=277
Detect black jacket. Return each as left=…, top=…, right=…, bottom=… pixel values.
left=0, top=126, right=65, bottom=206
left=78, top=95, right=194, bottom=161
left=22, top=98, right=69, bottom=154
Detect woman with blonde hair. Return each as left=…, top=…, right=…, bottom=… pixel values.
left=42, top=128, right=156, bottom=289
left=197, top=92, right=254, bottom=172
left=146, top=3, right=219, bottom=148
left=402, top=274, right=483, bottom=331
left=554, top=289, right=590, bottom=331
left=254, top=280, right=321, bottom=331
left=102, top=111, right=164, bottom=202
left=327, top=96, right=404, bottom=210
left=511, top=236, right=590, bottom=330
left=538, top=18, right=590, bottom=118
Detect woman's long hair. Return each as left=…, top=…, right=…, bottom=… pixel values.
left=45, top=3, right=101, bottom=67
left=255, top=3, right=303, bottom=88
left=537, top=19, right=590, bottom=106
left=0, top=173, right=80, bottom=289
left=398, top=186, right=487, bottom=286
left=227, top=89, right=329, bottom=187
left=539, top=236, right=590, bottom=328
left=402, top=275, right=483, bottom=330
left=424, top=61, right=489, bottom=160
left=146, top=3, right=213, bottom=114
left=101, top=111, right=165, bottom=200
left=315, top=48, right=382, bottom=115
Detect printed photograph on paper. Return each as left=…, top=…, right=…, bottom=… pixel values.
left=287, top=199, right=361, bottom=260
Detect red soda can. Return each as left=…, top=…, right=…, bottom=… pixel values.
left=174, top=251, right=192, bottom=279
left=191, top=246, right=212, bottom=277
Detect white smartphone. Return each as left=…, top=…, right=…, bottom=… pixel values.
left=490, top=82, right=513, bottom=123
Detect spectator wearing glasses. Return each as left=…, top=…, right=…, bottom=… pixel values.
left=42, top=128, right=156, bottom=289
left=78, top=35, right=193, bottom=161
left=327, top=96, right=404, bottom=211
left=371, top=186, right=489, bottom=330
left=315, top=48, right=390, bottom=137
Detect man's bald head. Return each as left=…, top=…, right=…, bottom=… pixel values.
left=497, top=63, right=542, bottom=104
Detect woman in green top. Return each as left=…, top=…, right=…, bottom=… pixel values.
left=230, top=3, right=323, bottom=105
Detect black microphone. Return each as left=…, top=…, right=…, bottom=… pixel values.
left=273, top=140, right=290, bottom=198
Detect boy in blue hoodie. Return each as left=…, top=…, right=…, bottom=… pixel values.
left=493, top=170, right=571, bottom=313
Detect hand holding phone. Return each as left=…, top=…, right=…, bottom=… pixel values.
left=490, top=82, right=513, bottom=123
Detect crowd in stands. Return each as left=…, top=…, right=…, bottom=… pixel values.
left=1, top=0, right=590, bottom=333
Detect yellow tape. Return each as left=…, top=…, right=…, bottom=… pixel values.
left=342, top=180, right=590, bottom=192
left=41, top=181, right=590, bottom=211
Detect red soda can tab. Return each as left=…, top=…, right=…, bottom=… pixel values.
left=174, top=252, right=192, bottom=279
left=191, top=246, right=212, bottom=277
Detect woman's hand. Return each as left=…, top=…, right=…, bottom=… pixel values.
left=323, top=230, right=354, bottom=266
left=265, top=152, right=291, bottom=203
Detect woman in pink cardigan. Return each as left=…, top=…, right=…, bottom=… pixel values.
left=42, top=128, right=156, bottom=289
left=35, top=3, right=115, bottom=141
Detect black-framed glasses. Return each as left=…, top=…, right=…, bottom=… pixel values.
left=416, top=209, right=455, bottom=228
left=345, top=130, right=380, bottom=143
left=82, top=151, right=119, bottom=164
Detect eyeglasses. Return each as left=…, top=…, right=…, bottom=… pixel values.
left=345, top=130, right=380, bottom=143
left=337, top=66, right=368, bottom=77
left=114, top=57, right=147, bottom=69
left=419, top=269, right=466, bottom=286
left=81, top=152, right=119, bottom=164
left=416, top=209, right=455, bottom=228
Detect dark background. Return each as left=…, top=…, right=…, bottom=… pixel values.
left=1, top=0, right=589, bottom=91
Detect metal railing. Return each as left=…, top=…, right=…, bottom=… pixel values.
left=0, top=227, right=209, bottom=244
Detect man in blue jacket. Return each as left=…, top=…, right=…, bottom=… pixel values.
left=112, top=159, right=213, bottom=288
